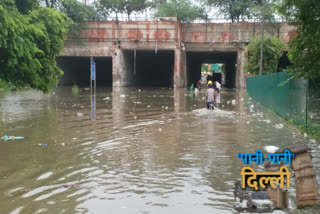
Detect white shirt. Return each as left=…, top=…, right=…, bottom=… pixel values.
left=216, top=82, right=221, bottom=89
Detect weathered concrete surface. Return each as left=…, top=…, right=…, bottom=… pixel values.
left=61, top=21, right=297, bottom=88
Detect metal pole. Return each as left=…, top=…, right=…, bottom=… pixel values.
left=94, top=60, right=96, bottom=93
left=259, top=4, right=265, bottom=76
left=306, top=79, right=309, bottom=128
left=90, top=56, right=92, bottom=92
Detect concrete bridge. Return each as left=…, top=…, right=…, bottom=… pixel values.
left=58, top=20, right=297, bottom=88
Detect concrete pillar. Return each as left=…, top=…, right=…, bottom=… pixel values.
left=236, top=46, right=248, bottom=89
left=174, top=49, right=186, bottom=88
left=112, top=47, right=122, bottom=87
left=112, top=48, right=134, bottom=87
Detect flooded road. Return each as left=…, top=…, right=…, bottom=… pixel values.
left=0, top=87, right=319, bottom=214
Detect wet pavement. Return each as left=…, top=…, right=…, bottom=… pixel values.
left=0, top=87, right=319, bottom=214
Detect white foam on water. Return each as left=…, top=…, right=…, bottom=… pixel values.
left=37, top=172, right=53, bottom=180
left=123, top=120, right=164, bottom=129
left=9, top=207, right=24, bottom=214
left=192, top=108, right=235, bottom=118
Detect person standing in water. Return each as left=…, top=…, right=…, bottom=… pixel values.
left=196, top=80, right=202, bottom=91
left=214, top=81, right=221, bottom=105
left=206, top=83, right=215, bottom=110
left=190, top=84, right=194, bottom=92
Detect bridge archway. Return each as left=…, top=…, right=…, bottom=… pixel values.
left=186, top=51, right=237, bottom=88
left=122, top=50, right=175, bottom=87
left=56, top=56, right=112, bottom=86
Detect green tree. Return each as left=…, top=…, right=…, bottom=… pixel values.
left=201, top=64, right=208, bottom=73
left=246, top=35, right=286, bottom=75
left=0, top=0, right=70, bottom=92
left=154, top=0, right=204, bottom=23
left=278, top=0, right=320, bottom=79
left=206, top=0, right=278, bottom=22
left=14, top=0, right=38, bottom=13
left=97, top=0, right=149, bottom=20
left=59, top=0, right=96, bottom=44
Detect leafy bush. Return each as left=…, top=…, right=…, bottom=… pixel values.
left=246, top=35, right=286, bottom=76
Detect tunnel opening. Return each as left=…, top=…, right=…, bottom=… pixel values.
left=200, top=63, right=225, bottom=85
left=187, top=52, right=237, bottom=88
left=123, top=50, right=174, bottom=87
left=56, top=56, right=112, bottom=86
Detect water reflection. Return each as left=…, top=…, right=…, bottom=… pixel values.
left=0, top=87, right=319, bottom=214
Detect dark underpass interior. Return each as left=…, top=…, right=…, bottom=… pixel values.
left=56, top=56, right=112, bottom=86
left=187, top=52, right=237, bottom=87
left=123, top=50, right=174, bottom=86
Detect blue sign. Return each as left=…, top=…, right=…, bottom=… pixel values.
left=91, top=57, right=95, bottom=80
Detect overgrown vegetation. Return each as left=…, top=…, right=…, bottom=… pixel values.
left=0, top=0, right=70, bottom=93
left=154, top=0, right=204, bottom=23
left=278, top=0, right=320, bottom=79
left=246, top=35, right=286, bottom=76
left=96, top=0, right=150, bottom=20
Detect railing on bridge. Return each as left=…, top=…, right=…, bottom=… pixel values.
left=65, top=17, right=296, bottom=46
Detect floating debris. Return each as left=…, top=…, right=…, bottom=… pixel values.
left=159, top=128, right=162, bottom=132
left=262, top=119, right=271, bottom=124
left=38, top=144, right=48, bottom=146
left=274, top=124, right=284, bottom=129
left=120, top=94, right=126, bottom=98
left=1, top=136, right=24, bottom=141
left=77, top=113, right=83, bottom=117
left=59, top=185, right=74, bottom=189
left=103, top=97, right=110, bottom=100
left=121, top=163, right=131, bottom=167
left=263, top=146, right=279, bottom=153
left=231, top=100, right=236, bottom=105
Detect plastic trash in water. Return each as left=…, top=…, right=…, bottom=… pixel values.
left=263, top=146, right=279, bottom=153
left=274, top=124, right=284, bottom=129
left=38, top=144, right=48, bottom=146
left=120, top=94, right=126, bottom=98
left=59, top=185, right=74, bottom=189
left=1, top=136, right=24, bottom=141
left=121, top=163, right=131, bottom=167
left=231, top=100, right=236, bottom=105
left=77, top=112, right=84, bottom=117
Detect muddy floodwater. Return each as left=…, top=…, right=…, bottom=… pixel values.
left=0, top=87, right=319, bottom=214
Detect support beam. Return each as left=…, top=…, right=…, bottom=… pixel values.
left=236, top=46, right=248, bottom=89
left=174, top=49, right=186, bottom=87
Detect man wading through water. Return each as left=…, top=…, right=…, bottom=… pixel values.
left=206, top=82, right=215, bottom=110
